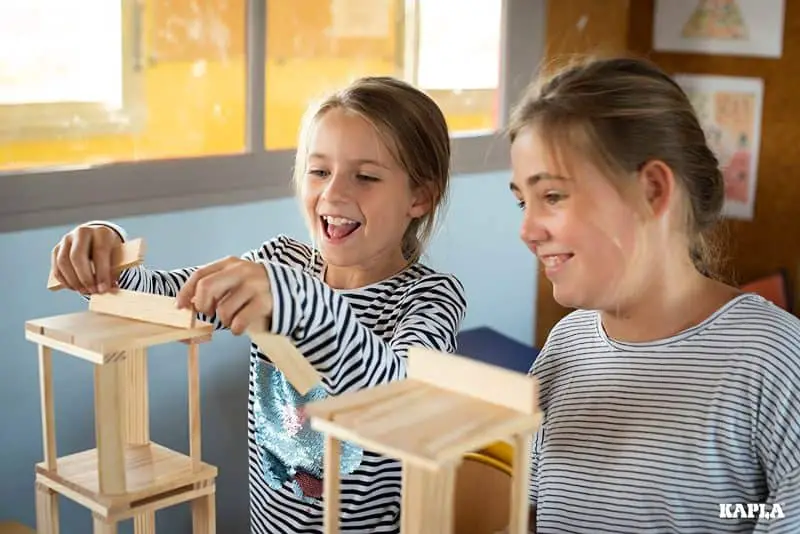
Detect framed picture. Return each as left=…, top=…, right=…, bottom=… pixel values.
left=653, top=0, right=785, bottom=58
left=673, top=74, right=764, bottom=220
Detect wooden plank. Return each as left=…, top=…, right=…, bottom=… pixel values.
left=509, top=432, right=533, bottom=534
left=25, top=312, right=214, bottom=363
left=188, top=343, right=202, bottom=470
left=322, top=435, right=341, bottom=534
left=247, top=330, right=320, bottom=395
left=35, top=443, right=218, bottom=517
left=305, top=380, right=419, bottom=421
left=94, top=363, right=127, bottom=495
left=121, top=348, right=155, bottom=533
left=48, top=238, right=146, bottom=291
left=90, top=290, right=196, bottom=329
left=407, top=347, right=539, bottom=415
left=38, top=345, right=57, bottom=470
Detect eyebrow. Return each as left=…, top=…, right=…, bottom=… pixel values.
left=308, top=152, right=391, bottom=170
left=509, top=172, right=568, bottom=192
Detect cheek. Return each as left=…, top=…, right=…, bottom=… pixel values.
left=570, top=210, right=638, bottom=268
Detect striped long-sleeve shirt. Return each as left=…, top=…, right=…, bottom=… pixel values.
left=112, top=232, right=467, bottom=533
left=528, top=293, right=800, bottom=534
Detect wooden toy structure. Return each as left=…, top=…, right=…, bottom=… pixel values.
left=27, top=237, right=540, bottom=533
left=306, top=347, right=542, bottom=534
left=27, top=239, right=218, bottom=533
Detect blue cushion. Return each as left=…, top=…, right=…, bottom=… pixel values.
left=455, top=327, right=540, bottom=374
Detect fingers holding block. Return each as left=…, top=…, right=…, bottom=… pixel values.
left=48, top=238, right=146, bottom=291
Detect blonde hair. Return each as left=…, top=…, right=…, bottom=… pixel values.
left=293, top=76, right=451, bottom=264
left=508, top=55, right=726, bottom=278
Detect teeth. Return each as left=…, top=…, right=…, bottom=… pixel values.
left=541, top=255, right=568, bottom=267
left=323, top=215, right=358, bottom=226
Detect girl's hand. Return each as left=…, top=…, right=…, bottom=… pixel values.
left=177, top=256, right=273, bottom=335
left=51, top=224, right=124, bottom=294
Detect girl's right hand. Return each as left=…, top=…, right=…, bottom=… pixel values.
left=51, top=224, right=124, bottom=294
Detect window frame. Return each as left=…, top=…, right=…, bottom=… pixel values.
left=0, top=0, right=546, bottom=234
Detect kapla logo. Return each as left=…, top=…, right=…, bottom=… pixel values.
left=719, top=503, right=785, bottom=520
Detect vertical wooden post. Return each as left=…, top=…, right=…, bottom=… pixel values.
left=35, top=481, right=59, bottom=534
left=322, top=434, right=341, bottom=534
left=123, top=348, right=155, bottom=533
left=92, top=512, right=118, bottom=534
left=94, top=362, right=126, bottom=495
left=509, top=433, right=533, bottom=534
left=191, top=483, right=217, bottom=534
left=401, top=463, right=456, bottom=534
left=36, top=345, right=60, bottom=534
left=38, top=345, right=57, bottom=469
left=188, top=343, right=201, bottom=470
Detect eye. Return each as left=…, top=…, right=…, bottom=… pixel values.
left=356, top=173, right=380, bottom=182
left=543, top=191, right=566, bottom=205
left=516, top=200, right=526, bottom=210
left=307, top=168, right=328, bottom=178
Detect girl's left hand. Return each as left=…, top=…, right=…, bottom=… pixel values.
left=177, top=256, right=273, bottom=335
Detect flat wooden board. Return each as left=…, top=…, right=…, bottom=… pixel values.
left=25, top=311, right=213, bottom=364
left=35, top=443, right=217, bottom=515
left=307, top=380, right=542, bottom=469
left=89, top=289, right=196, bottom=329
left=408, top=347, right=539, bottom=415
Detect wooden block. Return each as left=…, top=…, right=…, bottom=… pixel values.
left=89, top=290, right=196, bottom=329
left=247, top=330, right=320, bottom=395
left=407, top=347, right=539, bottom=415
left=25, top=312, right=213, bottom=364
left=48, top=238, right=146, bottom=291
left=35, top=443, right=217, bottom=519
left=308, top=381, right=541, bottom=470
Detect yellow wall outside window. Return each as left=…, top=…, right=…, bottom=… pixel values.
left=0, top=0, right=497, bottom=171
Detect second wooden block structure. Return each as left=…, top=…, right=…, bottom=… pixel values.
left=306, top=347, right=542, bottom=534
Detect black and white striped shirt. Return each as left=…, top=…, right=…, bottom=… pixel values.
left=117, top=234, right=466, bottom=533
left=528, top=293, right=800, bottom=533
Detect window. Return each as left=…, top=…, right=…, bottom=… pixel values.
left=264, top=0, right=503, bottom=150
left=0, top=0, right=546, bottom=233
left=0, top=0, right=246, bottom=171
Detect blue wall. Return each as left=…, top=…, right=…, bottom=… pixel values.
left=0, top=170, right=537, bottom=532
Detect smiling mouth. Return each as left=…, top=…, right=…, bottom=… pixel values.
left=320, top=215, right=361, bottom=240
left=540, top=253, right=573, bottom=270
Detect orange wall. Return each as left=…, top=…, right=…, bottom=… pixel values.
left=629, top=0, right=800, bottom=313
left=535, top=0, right=800, bottom=345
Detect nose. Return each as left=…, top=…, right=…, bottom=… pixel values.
left=320, top=170, right=352, bottom=202
left=519, top=207, right=549, bottom=248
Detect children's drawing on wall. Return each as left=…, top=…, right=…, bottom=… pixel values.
left=682, top=0, right=748, bottom=40
left=653, top=0, right=785, bottom=58
left=674, top=74, right=764, bottom=220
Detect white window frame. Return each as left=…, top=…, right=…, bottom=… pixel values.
left=0, top=0, right=546, bottom=233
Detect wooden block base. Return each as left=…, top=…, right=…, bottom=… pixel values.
left=35, top=443, right=217, bottom=520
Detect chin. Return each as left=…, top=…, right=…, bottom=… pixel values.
left=551, top=286, right=586, bottom=310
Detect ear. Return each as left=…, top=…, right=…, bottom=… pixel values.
left=408, top=183, right=433, bottom=219
left=636, top=159, right=675, bottom=219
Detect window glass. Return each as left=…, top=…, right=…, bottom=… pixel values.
left=0, top=0, right=246, bottom=171
left=264, top=0, right=502, bottom=150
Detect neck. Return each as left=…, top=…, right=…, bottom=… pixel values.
left=600, top=256, right=739, bottom=343
left=323, top=250, right=410, bottom=290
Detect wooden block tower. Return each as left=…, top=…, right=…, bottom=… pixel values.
left=306, top=346, right=542, bottom=534
left=27, top=239, right=218, bottom=533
